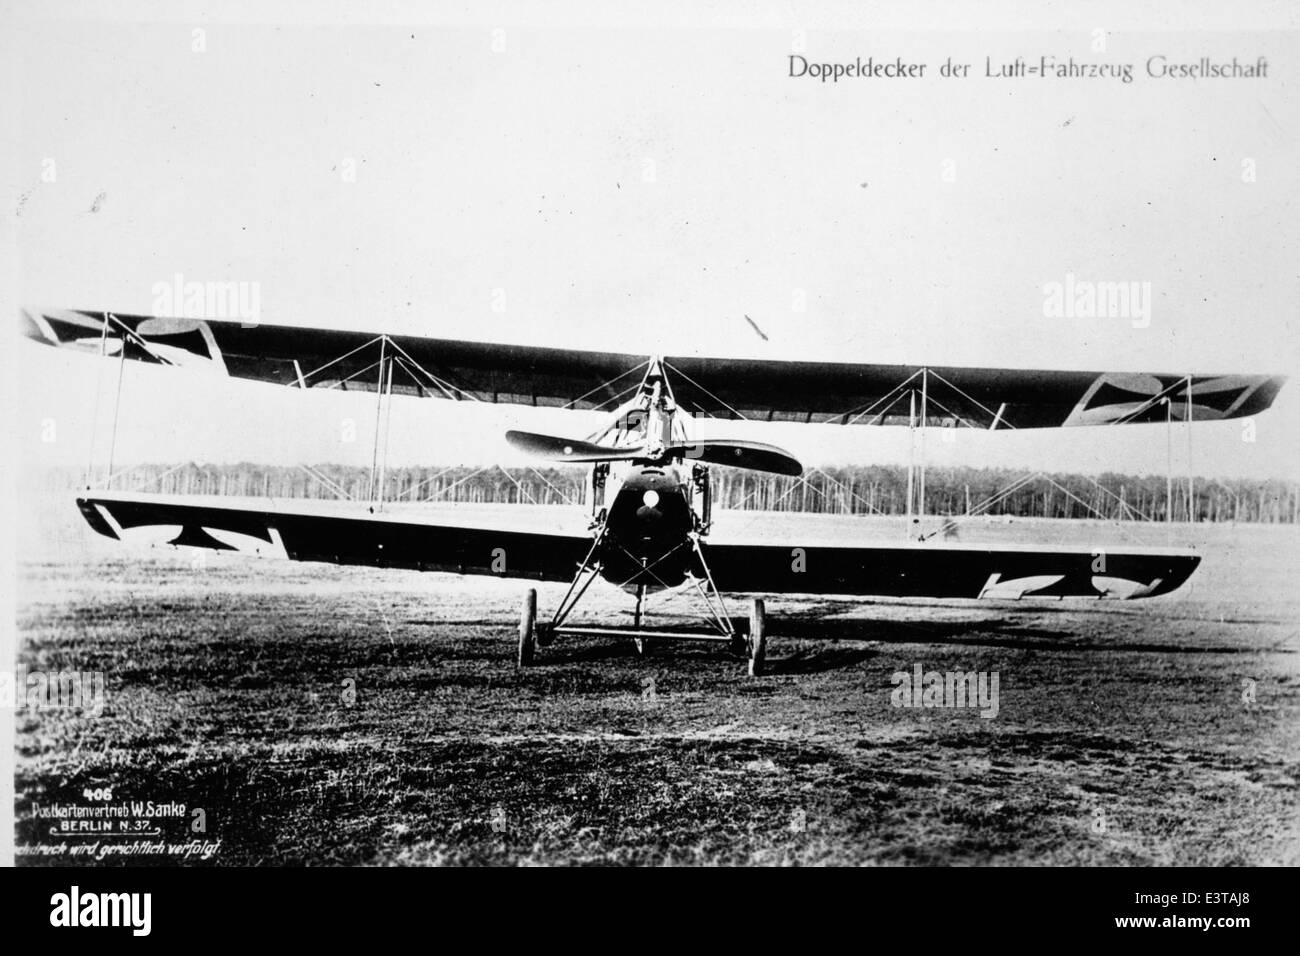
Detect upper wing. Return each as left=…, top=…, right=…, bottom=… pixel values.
left=23, top=308, right=648, bottom=411
left=697, top=540, right=1199, bottom=600
left=23, top=307, right=1285, bottom=427
left=76, top=491, right=592, bottom=582
left=662, top=357, right=1285, bottom=428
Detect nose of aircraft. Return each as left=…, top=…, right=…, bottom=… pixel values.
left=635, top=489, right=662, bottom=522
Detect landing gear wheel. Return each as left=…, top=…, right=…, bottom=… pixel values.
left=632, top=584, right=647, bottom=656
left=746, top=598, right=766, bottom=677
left=517, top=589, right=537, bottom=668
left=536, top=622, right=555, bottom=648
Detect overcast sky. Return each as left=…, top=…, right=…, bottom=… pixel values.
left=7, top=1, right=1299, bottom=482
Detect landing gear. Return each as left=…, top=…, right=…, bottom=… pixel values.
left=515, top=587, right=769, bottom=676
left=517, top=588, right=536, bottom=668
left=746, top=598, right=766, bottom=677
left=633, top=584, right=648, bottom=656
left=513, top=523, right=767, bottom=675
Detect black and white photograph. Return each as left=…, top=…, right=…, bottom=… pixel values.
left=1, top=0, right=1296, bottom=906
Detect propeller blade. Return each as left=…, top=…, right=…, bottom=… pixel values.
left=667, top=439, right=803, bottom=477
left=505, top=430, right=646, bottom=463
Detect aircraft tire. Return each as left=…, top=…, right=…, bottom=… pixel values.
left=747, top=598, right=766, bottom=677
left=518, top=589, right=537, bottom=667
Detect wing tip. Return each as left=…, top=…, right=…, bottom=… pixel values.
left=76, top=497, right=120, bottom=540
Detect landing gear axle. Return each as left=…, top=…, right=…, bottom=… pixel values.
left=515, top=590, right=769, bottom=676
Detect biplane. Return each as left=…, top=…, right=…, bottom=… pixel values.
left=21, top=307, right=1287, bottom=674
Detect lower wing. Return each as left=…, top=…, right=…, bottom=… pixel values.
left=76, top=491, right=592, bottom=582
left=698, top=540, right=1199, bottom=600
left=74, top=491, right=1199, bottom=600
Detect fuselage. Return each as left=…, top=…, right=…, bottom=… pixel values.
left=597, top=463, right=697, bottom=591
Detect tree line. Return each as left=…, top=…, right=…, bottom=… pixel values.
left=49, top=462, right=1300, bottom=523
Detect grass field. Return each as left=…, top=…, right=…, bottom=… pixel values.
left=13, top=506, right=1300, bottom=865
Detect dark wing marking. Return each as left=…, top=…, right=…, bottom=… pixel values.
left=697, top=541, right=1199, bottom=599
